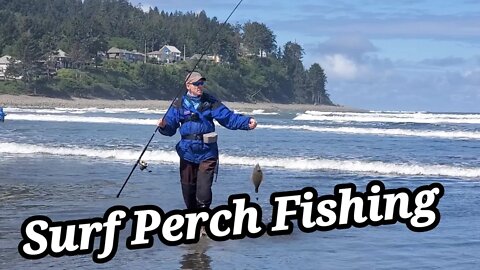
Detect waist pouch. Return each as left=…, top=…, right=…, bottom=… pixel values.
left=181, top=132, right=218, bottom=143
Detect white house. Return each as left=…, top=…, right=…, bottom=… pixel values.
left=146, top=45, right=182, bottom=63
left=158, top=45, right=181, bottom=63
left=0, top=55, right=12, bottom=80
left=257, top=50, right=267, bottom=58
left=239, top=43, right=267, bottom=58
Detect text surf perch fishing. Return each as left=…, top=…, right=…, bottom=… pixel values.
left=18, top=181, right=444, bottom=263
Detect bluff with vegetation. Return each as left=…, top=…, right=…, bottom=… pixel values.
left=0, top=0, right=333, bottom=105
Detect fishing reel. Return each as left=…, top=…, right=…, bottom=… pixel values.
left=190, top=112, right=200, bottom=121
left=139, top=160, right=152, bottom=173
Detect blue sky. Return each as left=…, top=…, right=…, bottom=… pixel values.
left=130, top=0, right=480, bottom=112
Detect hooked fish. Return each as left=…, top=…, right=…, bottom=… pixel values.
left=251, top=163, right=263, bottom=193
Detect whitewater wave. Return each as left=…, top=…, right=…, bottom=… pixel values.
left=5, top=107, right=167, bottom=115
left=295, top=111, right=480, bottom=124
left=306, top=111, right=480, bottom=119
left=7, top=114, right=158, bottom=125
left=7, top=107, right=277, bottom=116
left=234, top=109, right=279, bottom=115
left=260, top=124, right=480, bottom=140
left=8, top=114, right=479, bottom=140
left=1, top=142, right=479, bottom=178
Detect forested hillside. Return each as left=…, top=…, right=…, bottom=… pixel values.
left=0, top=0, right=333, bottom=104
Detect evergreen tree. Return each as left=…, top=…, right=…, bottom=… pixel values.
left=242, top=22, right=276, bottom=57
left=9, top=31, right=45, bottom=94
left=307, top=63, right=332, bottom=105
left=283, top=42, right=305, bottom=102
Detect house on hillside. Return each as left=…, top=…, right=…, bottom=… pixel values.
left=48, top=49, right=70, bottom=69
left=129, top=50, right=145, bottom=62
left=107, top=47, right=145, bottom=63
left=257, top=50, right=267, bottom=58
left=146, top=50, right=162, bottom=63
left=190, top=54, right=221, bottom=63
left=0, top=55, right=12, bottom=80
left=158, top=45, right=181, bottom=63
left=0, top=55, right=22, bottom=80
left=146, top=45, right=182, bottom=63
left=238, top=43, right=267, bottom=58
left=238, top=43, right=253, bottom=57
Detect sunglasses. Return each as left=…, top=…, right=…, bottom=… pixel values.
left=191, top=81, right=205, bottom=86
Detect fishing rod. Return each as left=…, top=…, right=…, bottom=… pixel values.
left=116, top=0, right=244, bottom=198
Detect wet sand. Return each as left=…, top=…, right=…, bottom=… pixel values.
left=0, top=94, right=367, bottom=112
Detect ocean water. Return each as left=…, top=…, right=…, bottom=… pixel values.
left=1, top=107, right=479, bottom=269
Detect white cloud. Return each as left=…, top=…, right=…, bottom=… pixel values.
left=311, top=35, right=377, bottom=58
left=306, top=35, right=384, bottom=81
left=305, top=33, right=480, bottom=112
left=322, top=54, right=359, bottom=80
left=327, top=66, right=480, bottom=112
left=319, top=54, right=379, bottom=81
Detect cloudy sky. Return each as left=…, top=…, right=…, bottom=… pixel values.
left=130, top=0, right=480, bottom=112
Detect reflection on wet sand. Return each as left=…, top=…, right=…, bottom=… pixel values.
left=180, top=238, right=211, bottom=270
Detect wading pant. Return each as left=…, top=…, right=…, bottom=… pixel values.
left=180, top=158, right=217, bottom=209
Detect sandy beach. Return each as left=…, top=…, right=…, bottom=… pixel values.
left=0, top=94, right=366, bottom=112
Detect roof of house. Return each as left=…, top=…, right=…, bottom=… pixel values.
left=160, top=45, right=181, bottom=54
left=48, top=49, right=68, bottom=59
left=107, top=47, right=127, bottom=54
left=55, top=49, right=68, bottom=57
left=107, top=47, right=145, bottom=57
left=147, top=50, right=162, bottom=56
left=0, top=55, right=12, bottom=64
left=130, top=50, right=145, bottom=56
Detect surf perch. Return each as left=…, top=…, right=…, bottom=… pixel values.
left=251, top=163, right=263, bottom=193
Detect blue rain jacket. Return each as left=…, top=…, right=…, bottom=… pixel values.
left=158, top=92, right=251, bottom=163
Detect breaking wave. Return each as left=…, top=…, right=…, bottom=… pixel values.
left=234, top=109, right=279, bottom=115
left=8, top=114, right=480, bottom=140
left=260, top=124, right=480, bottom=140
left=4, top=107, right=167, bottom=115
left=7, top=114, right=158, bottom=125
left=6, top=107, right=278, bottom=115
left=294, top=111, right=480, bottom=124
left=1, top=142, right=479, bottom=178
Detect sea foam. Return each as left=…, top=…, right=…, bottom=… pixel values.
left=1, top=142, right=479, bottom=178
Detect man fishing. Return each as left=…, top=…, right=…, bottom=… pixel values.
left=157, top=71, right=257, bottom=210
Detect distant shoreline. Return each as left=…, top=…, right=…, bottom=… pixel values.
left=0, top=94, right=367, bottom=112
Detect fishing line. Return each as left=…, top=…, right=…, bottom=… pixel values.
left=253, top=124, right=258, bottom=152
left=254, top=130, right=259, bottom=201
left=251, top=125, right=263, bottom=201
left=117, top=0, right=245, bottom=198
